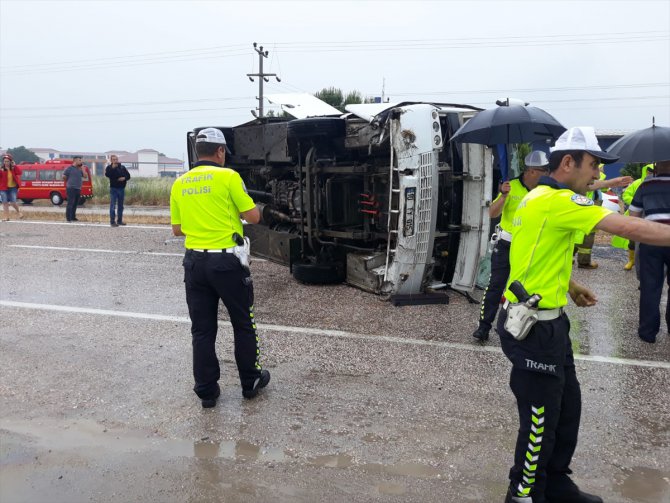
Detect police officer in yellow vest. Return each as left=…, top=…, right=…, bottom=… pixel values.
left=472, top=150, right=549, bottom=342
left=575, top=167, right=632, bottom=269
left=500, top=127, right=670, bottom=503
left=170, top=127, right=270, bottom=408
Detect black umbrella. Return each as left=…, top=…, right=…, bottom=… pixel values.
left=450, top=105, right=566, bottom=145
left=606, top=121, right=670, bottom=163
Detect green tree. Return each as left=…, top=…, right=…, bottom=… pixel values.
left=6, top=146, right=39, bottom=163
left=314, top=87, right=371, bottom=112
left=517, top=143, right=532, bottom=169
left=620, top=162, right=646, bottom=179
left=264, top=109, right=291, bottom=118
left=315, top=87, right=344, bottom=110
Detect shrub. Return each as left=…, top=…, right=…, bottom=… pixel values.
left=91, top=176, right=174, bottom=206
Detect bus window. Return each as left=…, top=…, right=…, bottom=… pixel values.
left=40, top=170, right=56, bottom=181
left=56, top=170, right=64, bottom=180
left=21, top=170, right=37, bottom=181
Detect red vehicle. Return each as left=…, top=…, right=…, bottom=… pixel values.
left=17, top=159, right=94, bottom=206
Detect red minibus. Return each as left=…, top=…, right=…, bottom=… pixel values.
left=17, top=159, right=94, bottom=205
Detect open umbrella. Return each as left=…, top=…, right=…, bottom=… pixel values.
left=606, top=121, right=670, bottom=163
left=450, top=105, right=566, bottom=145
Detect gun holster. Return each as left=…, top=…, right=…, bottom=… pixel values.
left=232, top=236, right=251, bottom=270
left=487, top=224, right=501, bottom=254
left=504, top=302, right=539, bottom=341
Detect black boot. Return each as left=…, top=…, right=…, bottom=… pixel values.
left=504, top=488, right=534, bottom=502
left=546, top=490, right=602, bottom=503
left=546, top=475, right=603, bottom=503
left=472, top=325, right=490, bottom=342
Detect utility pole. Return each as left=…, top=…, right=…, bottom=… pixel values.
left=247, top=42, right=281, bottom=118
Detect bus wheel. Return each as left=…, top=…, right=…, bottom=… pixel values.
left=291, top=259, right=345, bottom=284
left=77, top=197, right=87, bottom=206
left=20, top=199, right=34, bottom=204
left=50, top=192, right=64, bottom=206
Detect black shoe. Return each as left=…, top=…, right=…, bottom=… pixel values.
left=638, top=334, right=656, bottom=343
left=504, top=488, right=532, bottom=502
left=111, top=222, right=119, bottom=227
left=200, top=385, right=221, bottom=409
left=546, top=476, right=603, bottom=503
left=118, top=222, right=127, bottom=226
left=472, top=326, right=490, bottom=342
left=242, top=370, right=270, bottom=399
left=72, top=218, right=79, bottom=222
left=546, top=489, right=602, bottom=503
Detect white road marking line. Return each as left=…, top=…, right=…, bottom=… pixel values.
left=3, top=220, right=168, bottom=229
left=8, top=244, right=268, bottom=261
left=1, top=300, right=669, bottom=370
left=10, top=244, right=183, bottom=257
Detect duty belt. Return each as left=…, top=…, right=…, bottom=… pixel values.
left=189, top=248, right=235, bottom=254
left=498, top=229, right=513, bottom=242
left=503, top=300, right=563, bottom=320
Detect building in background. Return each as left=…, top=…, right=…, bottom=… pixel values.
left=22, top=147, right=184, bottom=177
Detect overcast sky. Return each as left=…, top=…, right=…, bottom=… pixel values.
left=1, top=0, right=668, bottom=160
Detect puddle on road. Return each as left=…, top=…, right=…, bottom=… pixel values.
left=618, top=466, right=670, bottom=502
left=0, top=418, right=285, bottom=463
left=376, top=482, right=406, bottom=495
left=2, top=418, right=439, bottom=478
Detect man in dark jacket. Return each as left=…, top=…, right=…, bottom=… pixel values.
left=105, top=154, right=131, bottom=227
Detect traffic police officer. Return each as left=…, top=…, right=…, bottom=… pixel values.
left=171, top=127, right=270, bottom=408
left=499, top=127, right=670, bottom=503
left=472, top=150, right=549, bottom=343
left=575, top=168, right=632, bottom=269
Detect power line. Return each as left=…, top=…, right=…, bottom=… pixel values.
left=1, top=106, right=252, bottom=120
left=2, top=94, right=667, bottom=120
left=0, top=43, right=251, bottom=70
left=0, top=96, right=254, bottom=112
left=267, top=30, right=669, bottom=46
left=387, top=82, right=670, bottom=98
left=2, top=31, right=667, bottom=76
left=0, top=51, right=251, bottom=76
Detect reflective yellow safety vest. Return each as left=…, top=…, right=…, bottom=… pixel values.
left=170, top=162, right=256, bottom=250
left=505, top=180, right=611, bottom=309
left=492, top=177, right=530, bottom=233
left=611, top=164, right=654, bottom=249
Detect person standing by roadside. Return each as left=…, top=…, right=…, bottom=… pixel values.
left=105, top=154, right=131, bottom=227
left=499, top=127, right=670, bottom=503
left=170, top=127, right=270, bottom=409
left=62, top=156, right=85, bottom=222
left=629, top=159, right=670, bottom=343
left=0, top=154, right=23, bottom=221
left=472, top=150, right=549, bottom=343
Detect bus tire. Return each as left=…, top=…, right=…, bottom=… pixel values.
left=291, top=260, right=345, bottom=285
left=50, top=192, right=64, bottom=206
left=77, top=197, right=87, bottom=206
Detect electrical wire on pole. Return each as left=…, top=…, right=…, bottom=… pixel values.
left=246, top=43, right=281, bottom=118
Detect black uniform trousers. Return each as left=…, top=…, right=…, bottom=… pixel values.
left=478, top=238, right=511, bottom=331
left=638, top=243, right=670, bottom=342
left=182, top=250, right=262, bottom=399
left=497, top=308, right=582, bottom=503
left=65, top=188, right=80, bottom=221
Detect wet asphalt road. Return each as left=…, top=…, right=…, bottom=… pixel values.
left=0, top=219, right=669, bottom=503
